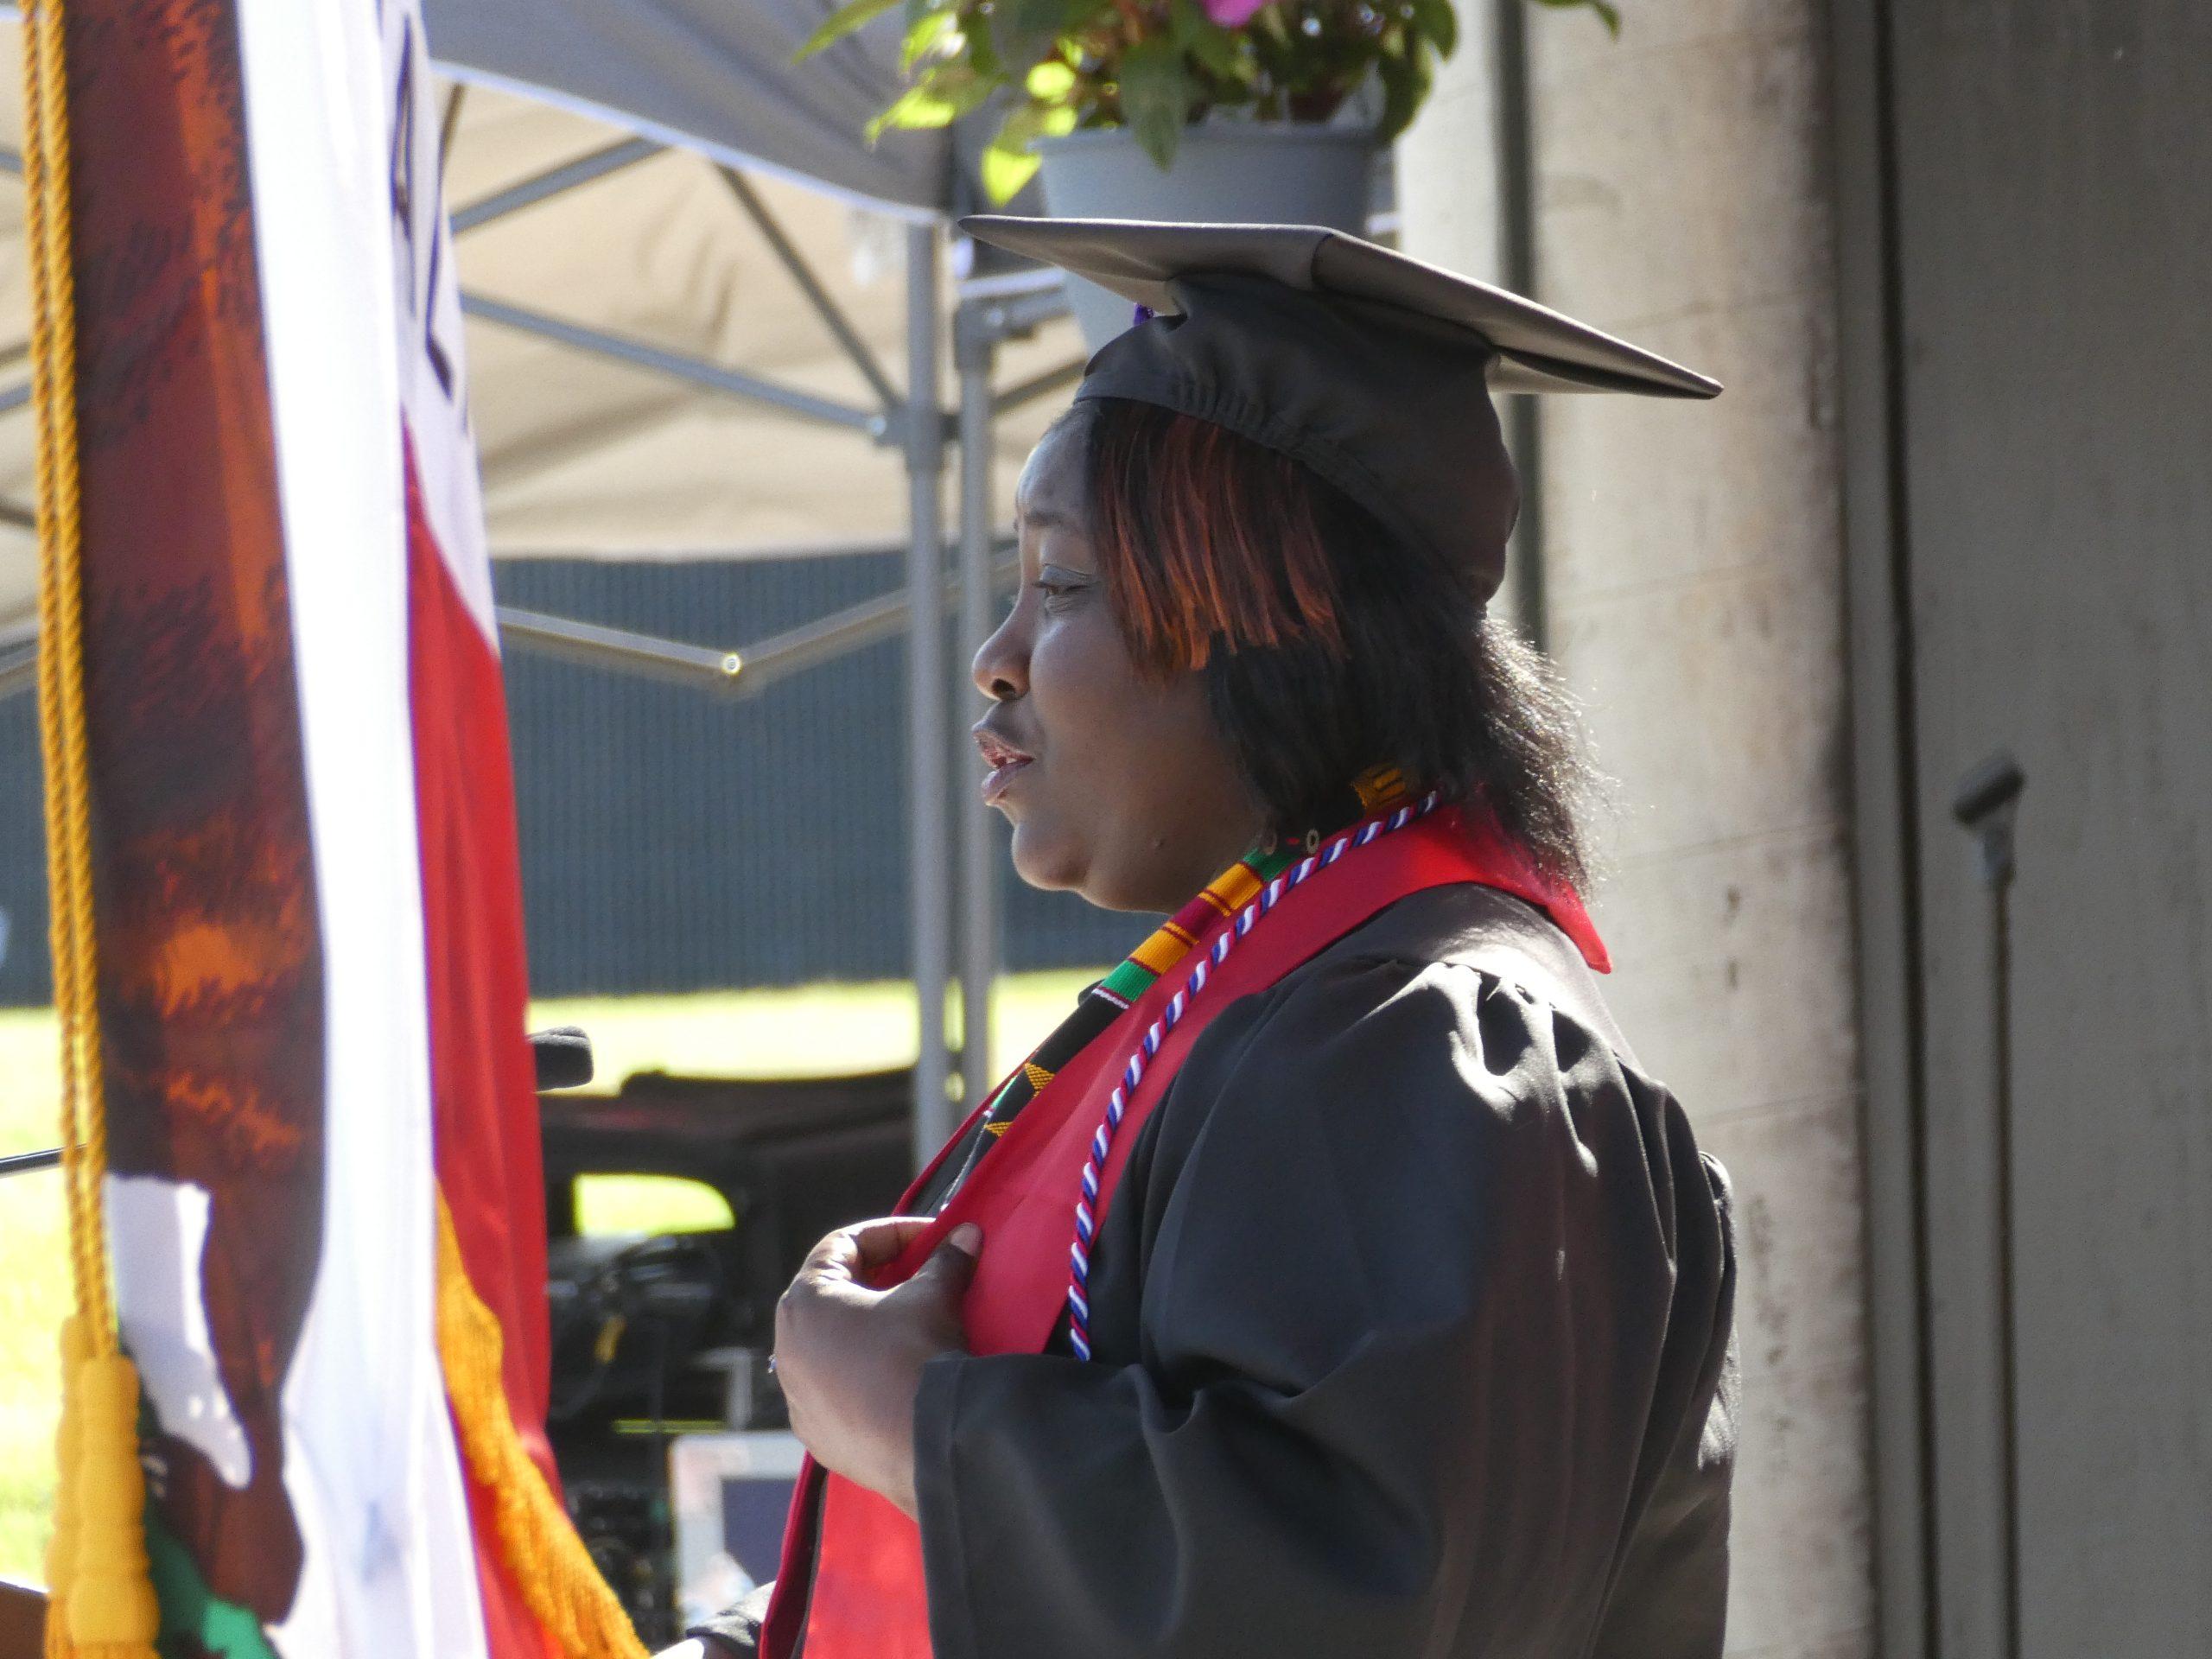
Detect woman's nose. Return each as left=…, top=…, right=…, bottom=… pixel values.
left=972, top=607, right=1027, bottom=702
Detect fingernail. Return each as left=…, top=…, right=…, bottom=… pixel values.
left=949, top=1223, right=982, bottom=1255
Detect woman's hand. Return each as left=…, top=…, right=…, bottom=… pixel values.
left=774, top=1217, right=982, bottom=1520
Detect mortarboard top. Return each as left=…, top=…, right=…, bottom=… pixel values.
left=959, top=214, right=1720, bottom=607
left=961, top=215, right=1721, bottom=398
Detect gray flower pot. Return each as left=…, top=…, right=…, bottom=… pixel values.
left=1036, top=122, right=1377, bottom=351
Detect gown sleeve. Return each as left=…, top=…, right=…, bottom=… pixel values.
left=909, top=950, right=1736, bottom=1659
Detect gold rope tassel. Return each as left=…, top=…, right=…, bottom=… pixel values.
left=42, top=1319, right=82, bottom=1659
left=22, top=0, right=161, bottom=1648
left=435, top=1197, right=648, bottom=1659
left=63, top=1358, right=161, bottom=1650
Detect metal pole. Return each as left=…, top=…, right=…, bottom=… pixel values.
left=460, top=293, right=884, bottom=436
left=955, top=305, right=1000, bottom=1110
left=991, top=356, right=1085, bottom=417
left=494, top=606, right=742, bottom=690
left=1953, top=750, right=2026, bottom=1659
left=437, top=83, right=467, bottom=181
left=1493, top=0, right=1546, bottom=649
left=449, top=137, right=659, bottom=234
left=486, top=565, right=1021, bottom=703
left=717, top=167, right=903, bottom=416
left=904, top=224, right=952, bottom=1168
left=0, top=639, right=35, bottom=702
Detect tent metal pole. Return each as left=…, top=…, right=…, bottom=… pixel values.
left=726, top=551, right=1013, bottom=698
left=437, top=83, right=468, bottom=180
left=492, top=551, right=1016, bottom=699
left=0, top=639, right=34, bottom=702
left=494, top=607, right=743, bottom=690
left=993, top=357, right=1084, bottom=416
left=461, top=292, right=885, bottom=435
left=905, top=223, right=953, bottom=1168
left=10, top=596, right=1019, bottom=707
left=954, top=304, right=1000, bottom=1110
left=449, top=137, right=659, bottom=234
left=717, top=167, right=902, bottom=416
left=0, top=321, right=61, bottom=413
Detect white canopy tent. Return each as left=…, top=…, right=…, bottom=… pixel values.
left=0, top=4, right=1091, bottom=1161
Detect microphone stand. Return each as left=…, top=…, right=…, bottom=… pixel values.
left=0, top=1028, right=595, bottom=1181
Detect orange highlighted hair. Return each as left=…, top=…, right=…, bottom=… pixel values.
left=1086, top=403, right=1349, bottom=676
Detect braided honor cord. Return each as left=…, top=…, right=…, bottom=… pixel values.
left=1066, top=790, right=1442, bottom=1359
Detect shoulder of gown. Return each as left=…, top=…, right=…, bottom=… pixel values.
left=913, top=880, right=1739, bottom=1659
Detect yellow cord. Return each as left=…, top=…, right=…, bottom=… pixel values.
left=23, top=0, right=160, bottom=1648
left=435, top=1196, right=649, bottom=1659
left=22, top=0, right=107, bottom=1338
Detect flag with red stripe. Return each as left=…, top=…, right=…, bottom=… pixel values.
left=38, top=0, right=634, bottom=1650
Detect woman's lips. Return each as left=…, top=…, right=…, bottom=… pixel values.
left=982, top=759, right=1032, bottom=804
left=976, top=728, right=1034, bottom=804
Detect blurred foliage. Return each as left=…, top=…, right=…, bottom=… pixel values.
left=799, top=0, right=1621, bottom=201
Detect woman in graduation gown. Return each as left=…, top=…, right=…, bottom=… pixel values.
left=677, top=217, right=1739, bottom=1659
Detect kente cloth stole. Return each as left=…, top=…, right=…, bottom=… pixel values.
left=922, top=763, right=1414, bottom=1210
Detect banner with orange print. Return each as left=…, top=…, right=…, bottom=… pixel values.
left=23, top=0, right=641, bottom=1653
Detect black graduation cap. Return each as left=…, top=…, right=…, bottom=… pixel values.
left=959, top=215, right=1720, bottom=607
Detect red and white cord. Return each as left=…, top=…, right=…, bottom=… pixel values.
left=1065, top=791, right=1442, bottom=1360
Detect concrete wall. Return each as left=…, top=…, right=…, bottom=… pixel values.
left=1401, top=6, right=1875, bottom=1656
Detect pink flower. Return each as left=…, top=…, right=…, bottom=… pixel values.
left=1200, top=0, right=1270, bottom=26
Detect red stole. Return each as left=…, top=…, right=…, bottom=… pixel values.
left=764, top=807, right=1606, bottom=1659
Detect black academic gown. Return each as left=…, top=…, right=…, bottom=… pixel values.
left=696, top=883, right=1738, bottom=1658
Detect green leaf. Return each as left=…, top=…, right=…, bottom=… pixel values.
left=980, top=98, right=1076, bottom=201
left=796, top=0, right=906, bottom=61
left=865, top=67, right=995, bottom=140
left=982, top=141, right=1044, bottom=202
left=965, top=20, right=1006, bottom=77
left=1026, top=58, right=1077, bottom=99
left=1117, top=37, right=1193, bottom=169
left=1531, top=0, right=1621, bottom=37
left=988, top=0, right=1088, bottom=79
left=1169, top=0, right=1245, bottom=79
left=1409, top=0, right=1457, bottom=57
left=1373, top=41, right=1432, bottom=143
left=900, top=8, right=957, bottom=71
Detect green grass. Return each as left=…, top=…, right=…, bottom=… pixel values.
left=0, top=968, right=1103, bottom=1585
left=0, top=1009, right=69, bottom=1586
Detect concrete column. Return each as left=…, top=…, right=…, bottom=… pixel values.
left=1397, top=11, right=1507, bottom=283
left=1397, top=6, right=1537, bottom=632
left=1402, top=5, right=1877, bottom=1656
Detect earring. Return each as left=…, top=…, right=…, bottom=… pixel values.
left=1303, top=827, right=1322, bottom=855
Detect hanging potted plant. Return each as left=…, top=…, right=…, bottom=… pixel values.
left=803, top=0, right=1616, bottom=340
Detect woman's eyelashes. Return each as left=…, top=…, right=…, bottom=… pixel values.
left=1033, top=566, right=1094, bottom=612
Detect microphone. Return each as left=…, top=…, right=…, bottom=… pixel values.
left=530, top=1026, right=595, bottom=1091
